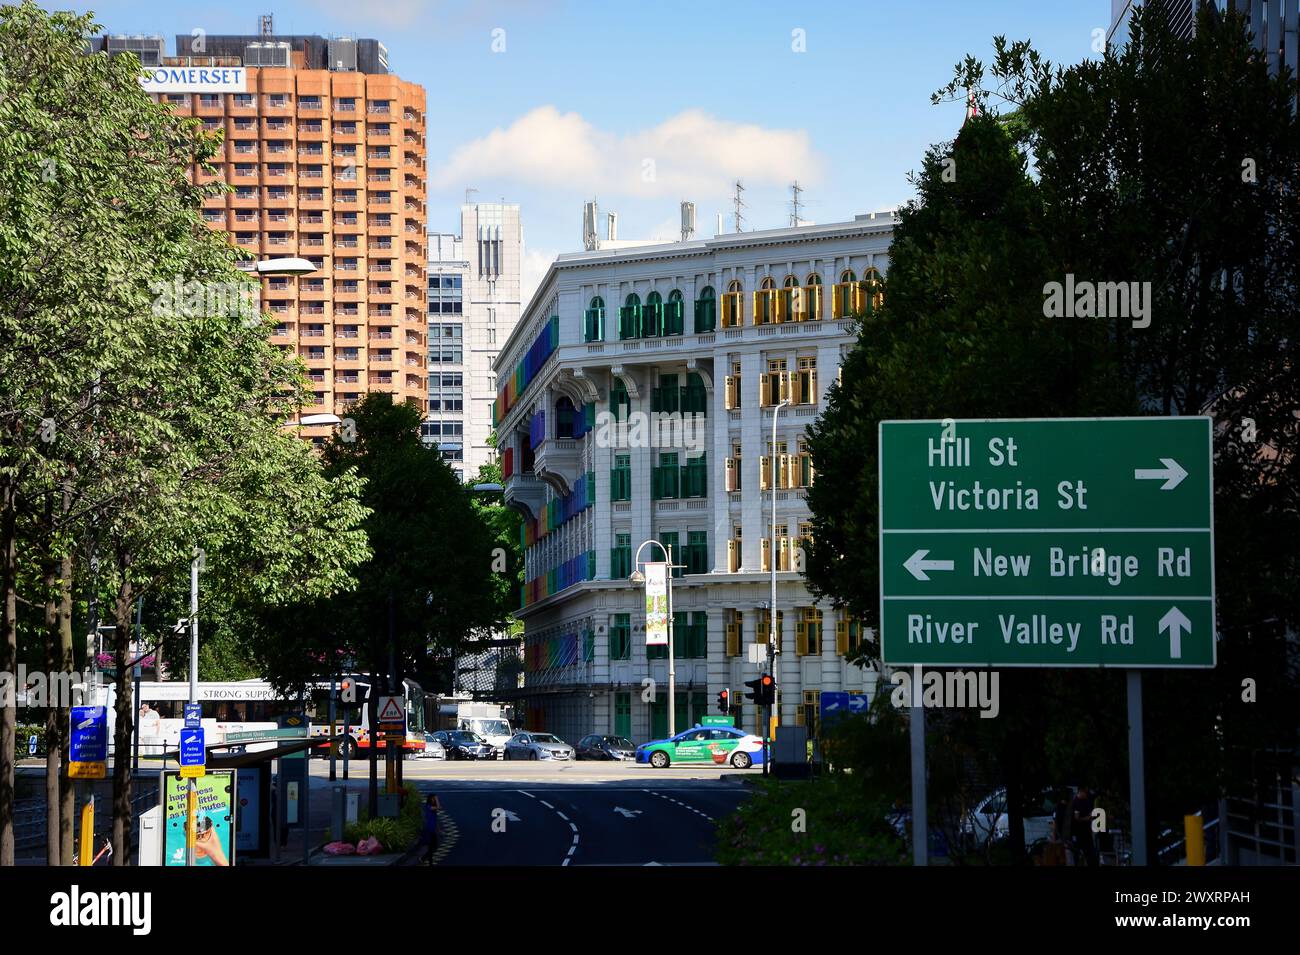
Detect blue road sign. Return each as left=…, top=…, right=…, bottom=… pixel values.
left=181, top=727, right=205, bottom=767
left=28, top=735, right=37, bottom=756
left=70, top=706, right=107, bottom=763
left=184, top=703, right=202, bottom=729
left=820, top=691, right=851, bottom=715
left=847, top=695, right=869, bottom=714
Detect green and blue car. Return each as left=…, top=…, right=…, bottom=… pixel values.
left=635, top=725, right=765, bottom=768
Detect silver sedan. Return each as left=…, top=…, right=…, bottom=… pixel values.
left=503, top=731, right=575, bottom=761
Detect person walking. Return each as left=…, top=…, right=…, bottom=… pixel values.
left=1070, top=785, right=1100, bottom=866
left=420, top=793, right=442, bottom=865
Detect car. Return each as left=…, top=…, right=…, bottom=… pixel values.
left=959, top=787, right=1073, bottom=850
left=419, top=733, right=447, bottom=759
left=575, top=734, right=637, bottom=761
left=432, top=729, right=494, bottom=760
left=503, top=731, right=575, bottom=761
left=635, top=726, right=765, bottom=769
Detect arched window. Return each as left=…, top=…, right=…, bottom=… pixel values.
left=610, top=376, right=630, bottom=421
left=835, top=270, right=858, bottom=318
left=757, top=276, right=778, bottom=325
left=584, top=295, right=605, bottom=342
left=723, top=280, right=744, bottom=328
left=556, top=395, right=576, bottom=439
left=805, top=273, right=823, bottom=320
left=782, top=275, right=800, bottom=323
left=860, top=267, right=884, bottom=315
left=644, top=290, right=664, bottom=337
left=619, top=293, right=642, bottom=340
left=694, top=285, right=716, bottom=333
left=666, top=289, right=684, bottom=335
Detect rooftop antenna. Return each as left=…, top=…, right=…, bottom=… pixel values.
left=732, top=180, right=746, bottom=233
left=259, top=14, right=273, bottom=37
left=789, top=180, right=804, bottom=227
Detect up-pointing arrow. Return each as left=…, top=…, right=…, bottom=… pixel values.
left=1159, top=606, right=1191, bottom=659
left=904, top=549, right=955, bottom=582
left=1134, top=457, right=1188, bottom=491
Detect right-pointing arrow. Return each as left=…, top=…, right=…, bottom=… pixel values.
left=1159, top=606, right=1191, bottom=660
left=904, top=549, right=955, bottom=582
left=1134, top=457, right=1188, bottom=491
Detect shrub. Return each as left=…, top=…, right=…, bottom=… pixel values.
left=715, top=775, right=906, bottom=866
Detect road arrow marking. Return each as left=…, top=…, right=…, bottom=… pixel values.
left=613, top=807, right=642, bottom=818
left=1134, top=457, right=1188, bottom=491
left=1159, top=606, right=1191, bottom=659
left=904, top=549, right=955, bottom=582
left=501, top=809, right=521, bottom=822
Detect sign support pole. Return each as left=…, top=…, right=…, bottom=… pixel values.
left=1127, top=670, right=1147, bottom=865
left=910, top=694, right=927, bottom=866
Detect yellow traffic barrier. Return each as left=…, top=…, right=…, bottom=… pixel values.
left=186, top=785, right=198, bottom=860
left=1184, top=814, right=1206, bottom=866
left=78, top=798, right=94, bottom=866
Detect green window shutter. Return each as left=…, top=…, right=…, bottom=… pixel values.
left=662, top=532, right=679, bottom=578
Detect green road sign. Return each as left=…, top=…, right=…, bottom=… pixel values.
left=878, top=417, right=1215, bottom=668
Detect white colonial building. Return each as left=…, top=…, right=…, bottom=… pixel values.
left=492, top=213, right=896, bottom=745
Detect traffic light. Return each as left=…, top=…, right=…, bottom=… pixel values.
left=744, top=675, right=776, bottom=707
left=717, top=688, right=730, bottom=714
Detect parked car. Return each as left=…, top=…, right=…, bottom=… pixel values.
left=575, top=735, right=637, bottom=761
left=960, top=787, right=1073, bottom=850
left=636, top=726, right=764, bottom=769
left=432, top=729, right=494, bottom=760
left=503, top=731, right=575, bottom=761
left=419, top=733, right=446, bottom=759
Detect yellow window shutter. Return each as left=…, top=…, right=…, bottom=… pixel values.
left=796, top=620, right=808, bottom=656
left=836, top=617, right=849, bottom=654
left=726, top=622, right=739, bottom=657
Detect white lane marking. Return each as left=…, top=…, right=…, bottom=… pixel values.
left=521, top=790, right=580, bottom=867
left=642, top=788, right=715, bottom=822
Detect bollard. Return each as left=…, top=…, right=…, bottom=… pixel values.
left=1184, top=814, right=1205, bottom=866
left=78, top=797, right=94, bottom=867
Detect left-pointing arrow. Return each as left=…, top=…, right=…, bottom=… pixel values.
left=1158, top=606, right=1191, bottom=659
left=904, top=549, right=955, bottom=582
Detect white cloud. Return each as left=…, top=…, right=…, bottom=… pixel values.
left=521, top=247, right=557, bottom=308
left=432, top=106, right=823, bottom=199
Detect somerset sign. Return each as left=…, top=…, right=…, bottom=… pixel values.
left=140, top=67, right=246, bottom=93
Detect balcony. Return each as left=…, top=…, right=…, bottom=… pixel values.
left=504, top=471, right=548, bottom=520
left=534, top=438, right=583, bottom=495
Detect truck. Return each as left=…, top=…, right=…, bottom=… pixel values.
left=439, top=701, right=513, bottom=757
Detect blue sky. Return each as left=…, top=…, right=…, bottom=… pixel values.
left=70, top=0, right=1104, bottom=296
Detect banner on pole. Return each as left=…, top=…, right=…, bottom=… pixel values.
left=644, top=562, right=669, bottom=646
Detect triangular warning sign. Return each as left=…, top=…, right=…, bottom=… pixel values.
left=377, top=697, right=404, bottom=721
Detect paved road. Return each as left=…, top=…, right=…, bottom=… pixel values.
left=306, top=758, right=754, bottom=866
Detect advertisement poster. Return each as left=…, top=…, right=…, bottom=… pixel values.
left=644, top=562, right=669, bottom=646
left=163, top=770, right=236, bottom=867
left=235, top=768, right=260, bottom=853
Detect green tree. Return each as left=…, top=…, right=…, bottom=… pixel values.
left=808, top=4, right=1299, bottom=862
left=245, top=394, right=506, bottom=814
left=0, top=1, right=368, bottom=863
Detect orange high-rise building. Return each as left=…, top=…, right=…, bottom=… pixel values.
left=93, top=32, right=428, bottom=442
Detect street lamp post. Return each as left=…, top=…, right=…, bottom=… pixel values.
left=767, top=397, right=791, bottom=774
left=630, top=540, right=683, bottom=738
